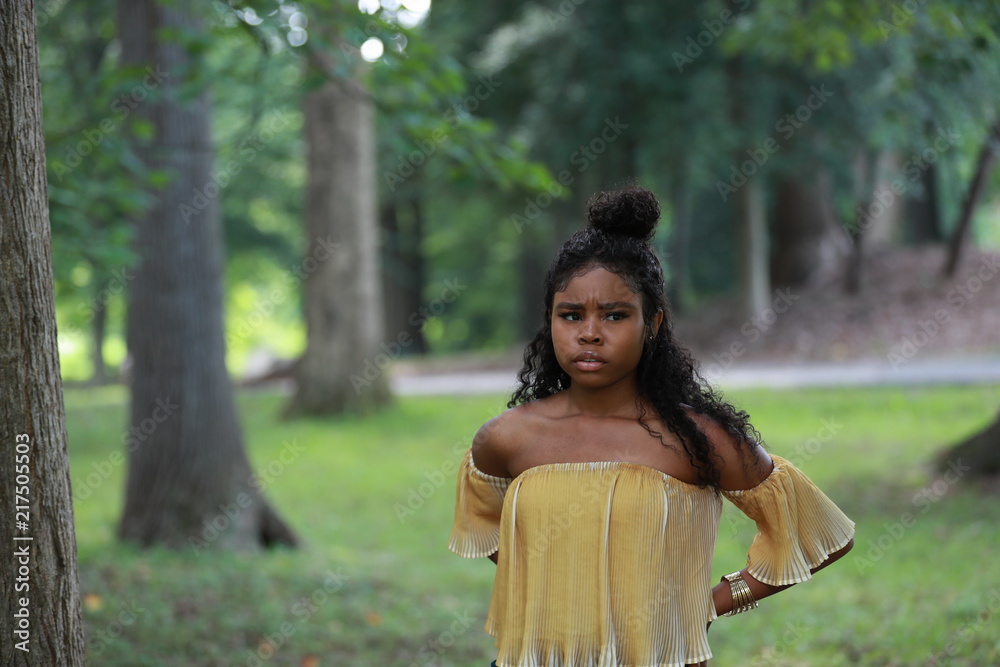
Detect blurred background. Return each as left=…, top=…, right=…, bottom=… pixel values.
left=35, top=0, right=1000, bottom=664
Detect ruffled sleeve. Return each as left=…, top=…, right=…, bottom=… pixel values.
left=722, top=454, right=855, bottom=586
left=448, top=448, right=512, bottom=558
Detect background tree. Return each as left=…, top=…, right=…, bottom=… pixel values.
left=115, top=0, right=296, bottom=549
left=41, top=0, right=149, bottom=385
left=286, top=12, right=392, bottom=416
left=0, top=1, right=86, bottom=663
left=940, top=408, right=1000, bottom=478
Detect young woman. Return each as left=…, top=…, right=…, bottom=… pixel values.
left=449, top=185, right=855, bottom=667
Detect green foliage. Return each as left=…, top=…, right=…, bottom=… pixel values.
left=67, top=383, right=1000, bottom=664
left=46, top=0, right=1000, bottom=370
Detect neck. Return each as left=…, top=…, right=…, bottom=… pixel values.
left=564, top=374, right=641, bottom=418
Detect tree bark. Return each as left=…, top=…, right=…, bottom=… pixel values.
left=726, top=56, right=770, bottom=320
left=286, top=52, right=391, bottom=416
left=0, top=2, right=87, bottom=663
left=381, top=197, right=428, bottom=355
left=90, top=298, right=107, bottom=385
left=770, top=174, right=849, bottom=290
left=942, top=121, right=1000, bottom=278
left=908, top=158, right=943, bottom=244
left=736, top=177, right=770, bottom=318
left=844, top=149, right=878, bottom=295
left=938, top=408, right=1000, bottom=479
left=116, top=0, right=297, bottom=550
left=666, top=172, right=692, bottom=316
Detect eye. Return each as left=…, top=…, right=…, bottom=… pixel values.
left=605, top=311, right=628, bottom=321
left=558, top=312, right=581, bottom=321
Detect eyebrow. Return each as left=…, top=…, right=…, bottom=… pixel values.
left=554, top=301, right=638, bottom=310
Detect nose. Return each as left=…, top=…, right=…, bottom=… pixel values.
left=578, top=317, right=601, bottom=343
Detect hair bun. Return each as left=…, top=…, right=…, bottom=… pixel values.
left=586, top=186, right=660, bottom=242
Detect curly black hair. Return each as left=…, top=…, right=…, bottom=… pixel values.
left=508, top=184, right=762, bottom=488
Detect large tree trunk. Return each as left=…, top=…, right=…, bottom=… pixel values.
left=942, top=121, right=1000, bottom=278
left=938, top=409, right=1000, bottom=478
left=0, top=2, right=87, bottom=663
left=286, top=54, right=391, bottom=416
left=116, top=0, right=297, bottom=550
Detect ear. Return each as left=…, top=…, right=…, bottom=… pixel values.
left=650, top=309, right=664, bottom=337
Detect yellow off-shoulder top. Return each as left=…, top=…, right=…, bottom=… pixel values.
left=448, top=449, right=855, bottom=667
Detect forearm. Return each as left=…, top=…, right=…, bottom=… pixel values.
left=712, top=538, right=854, bottom=616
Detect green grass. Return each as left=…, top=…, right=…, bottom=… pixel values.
left=67, top=382, right=1000, bottom=666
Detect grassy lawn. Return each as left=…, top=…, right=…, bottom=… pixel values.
left=67, top=381, right=1000, bottom=666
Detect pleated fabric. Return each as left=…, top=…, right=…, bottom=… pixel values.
left=448, top=450, right=855, bottom=667
left=722, top=455, right=855, bottom=586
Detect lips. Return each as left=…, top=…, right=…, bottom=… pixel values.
left=573, top=351, right=606, bottom=371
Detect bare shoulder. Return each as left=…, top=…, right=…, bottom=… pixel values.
left=470, top=401, right=544, bottom=478
left=685, top=408, right=773, bottom=491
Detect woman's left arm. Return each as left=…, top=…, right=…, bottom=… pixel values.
left=711, top=538, right=854, bottom=617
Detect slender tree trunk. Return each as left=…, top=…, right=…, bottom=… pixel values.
left=116, top=0, right=297, bottom=550
left=381, top=197, right=428, bottom=355
left=736, top=178, right=769, bottom=318
left=90, top=298, right=107, bottom=385
left=908, top=160, right=943, bottom=244
left=286, top=52, right=390, bottom=416
left=726, top=56, right=769, bottom=319
left=943, top=121, right=1000, bottom=278
left=0, top=2, right=87, bottom=663
left=844, top=149, right=878, bottom=295
left=407, top=197, right=429, bottom=352
left=938, top=408, right=1000, bottom=478
left=667, top=172, right=692, bottom=315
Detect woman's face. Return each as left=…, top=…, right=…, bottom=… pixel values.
left=550, top=266, right=660, bottom=392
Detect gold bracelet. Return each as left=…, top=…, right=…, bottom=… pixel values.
left=721, top=571, right=758, bottom=616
